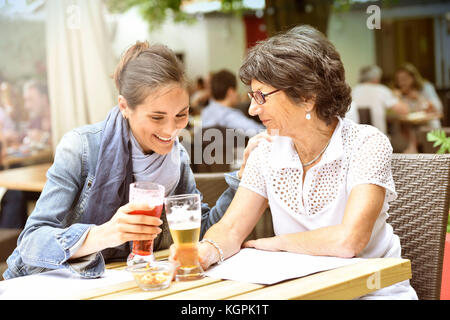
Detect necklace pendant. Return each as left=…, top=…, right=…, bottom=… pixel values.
left=301, top=139, right=331, bottom=168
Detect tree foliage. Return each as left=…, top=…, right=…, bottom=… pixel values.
left=105, top=0, right=400, bottom=34
left=106, top=0, right=194, bottom=29
left=105, top=0, right=334, bottom=33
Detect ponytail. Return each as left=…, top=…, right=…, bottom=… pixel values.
left=113, top=41, right=150, bottom=93
left=112, top=41, right=185, bottom=108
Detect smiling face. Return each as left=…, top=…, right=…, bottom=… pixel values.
left=248, top=79, right=309, bottom=136
left=119, top=83, right=189, bottom=155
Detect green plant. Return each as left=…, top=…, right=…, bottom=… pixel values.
left=426, top=130, right=450, bottom=232
left=426, top=130, right=450, bottom=154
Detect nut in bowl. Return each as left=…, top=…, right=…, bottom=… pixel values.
left=126, top=261, right=175, bottom=291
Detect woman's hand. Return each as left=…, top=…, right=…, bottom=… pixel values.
left=238, top=131, right=273, bottom=179
left=102, top=202, right=163, bottom=248
left=242, top=237, right=281, bottom=252
left=392, top=101, right=409, bottom=115
left=168, top=241, right=220, bottom=272
left=424, top=101, right=436, bottom=114
left=71, top=202, right=162, bottom=259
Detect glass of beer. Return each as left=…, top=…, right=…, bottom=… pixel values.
left=165, top=194, right=204, bottom=281
left=127, top=182, right=165, bottom=266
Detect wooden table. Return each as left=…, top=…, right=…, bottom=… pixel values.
left=72, top=249, right=412, bottom=300
left=0, top=162, right=51, bottom=192
left=387, top=112, right=443, bottom=125
left=2, top=148, right=53, bottom=169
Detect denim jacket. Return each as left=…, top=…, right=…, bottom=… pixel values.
left=3, top=121, right=240, bottom=279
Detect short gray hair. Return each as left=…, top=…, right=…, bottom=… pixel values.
left=239, top=25, right=352, bottom=124
left=358, top=65, right=382, bottom=83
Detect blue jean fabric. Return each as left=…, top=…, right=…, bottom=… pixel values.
left=3, top=120, right=239, bottom=279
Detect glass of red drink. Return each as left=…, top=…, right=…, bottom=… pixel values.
left=127, top=182, right=165, bottom=266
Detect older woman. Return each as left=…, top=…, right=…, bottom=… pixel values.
left=186, top=25, right=418, bottom=299
left=3, top=41, right=245, bottom=280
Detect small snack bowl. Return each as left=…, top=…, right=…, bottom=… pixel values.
left=126, top=261, right=175, bottom=291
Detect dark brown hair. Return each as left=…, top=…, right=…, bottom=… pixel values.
left=113, top=41, right=186, bottom=109
left=239, top=25, right=352, bottom=124
left=210, top=69, right=237, bottom=100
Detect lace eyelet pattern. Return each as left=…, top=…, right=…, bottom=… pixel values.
left=240, top=119, right=396, bottom=217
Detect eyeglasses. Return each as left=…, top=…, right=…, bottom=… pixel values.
left=247, top=89, right=281, bottom=105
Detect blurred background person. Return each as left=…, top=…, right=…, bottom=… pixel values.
left=21, top=80, right=51, bottom=150
left=187, top=74, right=212, bottom=133
left=394, top=63, right=443, bottom=127
left=190, top=74, right=211, bottom=114
left=393, top=63, right=443, bottom=153
left=0, top=82, right=19, bottom=126
left=202, top=69, right=264, bottom=132
left=199, top=70, right=264, bottom=172
left=351, top=65, right=409, bottom=136
left=0, top=82, right=20, bottom=164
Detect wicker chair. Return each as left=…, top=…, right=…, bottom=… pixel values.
left=388, top=153, right=450, bottom=300
left=194, top=172, right=229, bottom=207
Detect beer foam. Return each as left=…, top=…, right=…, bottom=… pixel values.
left=169, top=220, right=200, bottom=230
left=167, top=206, right=201, bottom=229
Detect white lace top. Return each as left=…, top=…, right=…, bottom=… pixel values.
left=240, top=117, right=399, bottom=259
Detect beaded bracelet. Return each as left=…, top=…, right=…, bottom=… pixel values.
left=200, top=238, right=224, bottom=264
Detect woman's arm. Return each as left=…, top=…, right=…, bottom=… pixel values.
left=173, top=146, right=240, bottom=238
left=14, top=132, right=97, bottom=272
left=170, top=134, right=272, bottom=269
left=422, top=82, right=443, bottom=113
left=243, top=184, right=385, bottom=258
left=195, top=186, right=268, bottom=269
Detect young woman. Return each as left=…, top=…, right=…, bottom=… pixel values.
left=3, top=41, right=245, bottom=279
